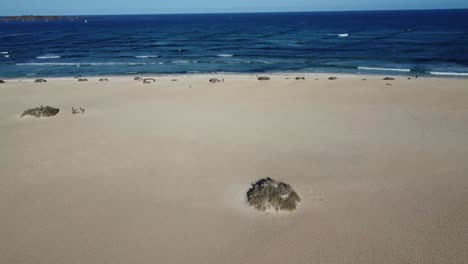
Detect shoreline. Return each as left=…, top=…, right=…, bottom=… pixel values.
left=2, top=72, right=468, bottom=82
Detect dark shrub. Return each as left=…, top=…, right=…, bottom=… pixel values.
left=247, top=177, right=301, bottom=212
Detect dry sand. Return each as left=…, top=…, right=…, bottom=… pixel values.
left=1, top=74, right=467, bottom=264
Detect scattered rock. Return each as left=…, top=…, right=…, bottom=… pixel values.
left=209, top=78, right=221, bottom=83
left=134, top=77, right=143, bottom=81
left=78, top=78, right=88, bottom=82
left=247, top=177, right=301, bottom=212
left=143, top=78, right=156, bottom=84
left=99, top=78, right=109, bottom=82
left=21, top=105, right=59, bottom=118
left=383, top=77, right=395, bottom=81
left=72, top=107, right=85, bottom=115
left=257, top=76, right=270, bottom=81
left=295, top=77, right=305, bottom=80
left=328, top=77, right=338, bottom=80
left=34, top=79, right=47, bottom=83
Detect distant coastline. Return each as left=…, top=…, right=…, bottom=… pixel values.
left=0, top=15, right=81, bottom=22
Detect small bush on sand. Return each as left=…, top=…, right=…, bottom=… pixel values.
left=21, top=105, right=59, bottom=118
left=247, top=177, right=301, bottom=212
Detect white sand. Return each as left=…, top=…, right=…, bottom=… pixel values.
left=1, top=74, right=467, bottom=263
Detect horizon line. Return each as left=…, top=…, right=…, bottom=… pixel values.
left=1, top=7, right=467, bottom=17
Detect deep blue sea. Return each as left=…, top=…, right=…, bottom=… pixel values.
left=1, top=10, right=468, bottom=78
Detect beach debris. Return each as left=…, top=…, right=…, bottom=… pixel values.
left=362, top=78, right=367, bottom=81
left=209, top=78, right=222, bottom=83
left=72, top=107, right=85, bottom=114
left=383, top=77, right=395, bottom=81
left=99, top=78, right=109, bottom=82
left=295, top=77, right=306, bottom=80
left=257, top=76, right=270, bottom=81
left=21, top=105, right=59, bottom=118
left=328, top=77, right=338, bottom=80
left=171, top=79, right=178, bottom=82
left=0, top=80, right=4, bottom=84
left=143, top=78, right=156, bottom=84
left=285, top=77, right=290, bottom=80
left=387, top=83, right=392, bottom=86
left=78, top=78, right=88, bottom=82
left=34, top=79, right=47, bottom=83
left=247, top=177, right=301, bottom=212
left=134, top=77, right=143, bottom=81
left=408, top=77, right=412, bottom=80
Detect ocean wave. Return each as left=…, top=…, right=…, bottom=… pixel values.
left=429, top=71, right=468, bottom=76
left=17, top=62, right=156, bottom=66
left=217, top=54, right=234, bottom=57
left=0, top=51, right=8, bottom=54
left=135, top=55, right=159, bottom=58
left=37, top=55, right=61, bottom=59
left=4, top=55, right=10, bottom=58
left=172, top=60, right=197, bottom=64
left=337, top=33, right=349, bottom=37
left=358, top=67, right=411, bottom=72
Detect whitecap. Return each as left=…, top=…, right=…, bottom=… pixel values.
left=4, top=55, right=10, bottom=58
left=0, top=51, right=8, bottom=54
left=358, top=67, right=411, bottom=72
left=429, top=71, right=468, bottom=76
left=135, top=55, right=159, bottom=58
left=338, top=33, right=349, bottom=37
left=37, top=55, right=61, bottom=59
left=172, top=60, right=190, bottom=64
left=217, top=54, right=234, bottom=57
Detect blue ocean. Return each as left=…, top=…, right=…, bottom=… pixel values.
left=1, top=10, right=467, bottom=78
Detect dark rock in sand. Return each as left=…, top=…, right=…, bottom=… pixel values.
left=134, top=77, right=143, bottom=81
left=34, top=79, right=47, bottom=83
left=172, top=79, right=178, bottom=82
left=383, top=77, right=395, bottom=81
left=78, top=78, right=88, bottom=82
left=295, top=77, right=305, bottom=80
left=247, top=177, right=301, bottom=212
left=0, top=80, right=5, bottom=84
left=21, top=106, right=59, bottom=118
left=143, top=78, right=156, bottom=84
left=257, top=76, right=270, bottom=81
left=328, top=77, right=338, bottom=80
left=99, top=78, right=109, bottom=82
left=387, top=83, right=392, bottom=86
left=209, top=78, right=221, bottom=83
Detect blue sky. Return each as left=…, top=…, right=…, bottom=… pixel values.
left=1, top=0, right=467, bottom=16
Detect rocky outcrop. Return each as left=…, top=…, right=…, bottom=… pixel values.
left=21, top=106, right=59, bottom=118
left=247, top=177, right=301, bottom=212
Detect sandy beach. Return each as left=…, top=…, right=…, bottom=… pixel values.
left=1, top=73, right=467, bottom=264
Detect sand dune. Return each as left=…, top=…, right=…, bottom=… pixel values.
left=1, top=74, right=467, bottom=264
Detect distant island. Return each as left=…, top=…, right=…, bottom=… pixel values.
left=0, top=15, right=81, bottom=22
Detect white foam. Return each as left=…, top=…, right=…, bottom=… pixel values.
left=135, top=55, right=159, bottom=58
left=0, top=51, right=8, bottom=54
left=358, top=67, right=411, bottom=72
left=429, top=71, right=468, bottom=76
left=338, top=33, right=349, bottom=37
left=4, top=55, right=10, bottom=58
left=17, top=62, right=151, bottom=66
left=217, top=54, right=234, bottom=57
left=36, top=55, right=61, bottom=59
